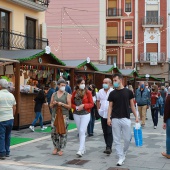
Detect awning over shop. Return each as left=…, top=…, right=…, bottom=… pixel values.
left=62, top=59, right=99, bottom=71
left=0, top=50, right=65, bottom=66
left=95, top=64, right=121, bottom=73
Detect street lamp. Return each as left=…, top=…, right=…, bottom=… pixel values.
left=145, top=74, right=150, bottom=82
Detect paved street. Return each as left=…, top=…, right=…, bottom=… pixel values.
left=0, top=110, right=169, bottom=170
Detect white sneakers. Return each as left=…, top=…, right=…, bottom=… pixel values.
left=41, top=126, right=47, bottom=130
left=29, top=126, right=47, bottom=131
left=29, top=126, right=34, bottom=132
left=154, top=126, right=157, bottom=129
left=76, top=150, right=86, bottom=157
left=117, top=156, right=125, bottom=166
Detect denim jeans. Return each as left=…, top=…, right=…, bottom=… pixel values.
left=87, top=108, right=95, bottom=135
left=166, top=119, right=170, bottom=155
left=32, top=112, right=43, bottom=127
left=151, top=108, right=158, bottom=126
left=159, top=103, right=165, bottom=116
left=0, top=119, right=14, bottom=157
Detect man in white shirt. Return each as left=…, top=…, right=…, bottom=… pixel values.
left=96, top=78, right=113, bottom=154
left=0, top=79, right=16, bottom=160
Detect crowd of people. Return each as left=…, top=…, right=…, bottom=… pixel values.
left=0, top=74, right=170, bottom=166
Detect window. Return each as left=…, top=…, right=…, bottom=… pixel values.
left=0, top=9, right=10, bottom=49
left=146, top=11, right=158, bottom=24
left=107, top=26, right=118, bottom=43
left=125, top=49, right=132, bottom=66
left=125, top=22, right=132, bottom=39
left=125, top=0, right=131, bottom=12
left=26, top=17, right=36, bottom=49
left=107, top=55, right=117, bottom=65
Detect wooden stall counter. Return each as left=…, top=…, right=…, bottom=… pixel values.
left=18, top=93, right=51, bottom=129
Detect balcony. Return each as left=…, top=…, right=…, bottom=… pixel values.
left=107, top=8, right=122, bottom=17
left=140, top=52, right=166, bottom=65
left=142, top=17, right=163, bottom=28
left=0, top=29, right=48, bottom=50
left=7, top=0, right=49, bottom=11
left=106, top=36, right=124, bottom=45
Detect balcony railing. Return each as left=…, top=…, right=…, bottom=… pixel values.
left=8, top=0, right=50, bottom=11
left=106, top=36, right=124, bottom=44
left=142, top=17, right=163, bottom=27
left=140, top=52, right=166, bottom=63
left=107, top=8, right=122, bottom=17
left=0, top=29, right=48, bottom=50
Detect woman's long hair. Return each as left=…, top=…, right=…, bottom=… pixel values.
left=89, top=84, right=96, bottom=96
left=37, top=90, right=45, bottom=100
left=75, top=78, right=87, bottom=98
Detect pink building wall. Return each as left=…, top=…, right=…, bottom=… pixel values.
left=45, top=0, right=100, bottom=61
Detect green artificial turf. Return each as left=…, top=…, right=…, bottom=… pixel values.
left=34, top=123, right=77, bottom=133
left=10, top=137, right=33, bottom=146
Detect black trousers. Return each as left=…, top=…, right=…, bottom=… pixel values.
left=101, top=117, right=113, bottom=149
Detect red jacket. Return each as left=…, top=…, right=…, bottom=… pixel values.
left=71, top=90, right=94, bottom=113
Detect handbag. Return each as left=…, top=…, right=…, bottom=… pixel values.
left=54, top=105, right=66, bottom=134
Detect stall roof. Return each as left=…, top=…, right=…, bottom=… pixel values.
left=0, top=50, right=65, bottom=66
left=119, top=69, right=134, bottom=76
left=95, top=64, right=121, bottom=73
left=62, top=59, right=99, bottom=71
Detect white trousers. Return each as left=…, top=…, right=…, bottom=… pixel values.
left=112, top=118, right=132, bottom=159
left=73, top=114, right=90, bottom=151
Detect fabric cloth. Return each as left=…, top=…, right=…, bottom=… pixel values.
left=108, top=88, right=133, bottom=119
left=34, top=97, right=46, bottom=112
left=151, top=108, right=158, bottom=126
left=0, top=119, right=13, bottom=157
left=73, top=113, right=90, bottom=152
left=101, top=117, right=113, bottom=149
left=71, top=90, right=94, bottom=113
left=166, top=119, right=170, bottom=155
left=31, top=112, right=43, bottom=127
left=164, top=95, right=170, bottom=123
left=135, top=88, right=150, bottom=106
left=0, top=89, right=16, bottom=122
left=46, top=88, right=55, bottom=104
left=97, top=88, right=113, bottom=119
left=138, top=105, right=147, bottom=125
left=56, top=85, right=72, bottom=94
left=112, top=118, right=132, bottom=159
left=51, top=117, right=69, bottom=150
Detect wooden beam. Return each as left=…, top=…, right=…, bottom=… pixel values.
left=70, top=68, right=74, bottom=92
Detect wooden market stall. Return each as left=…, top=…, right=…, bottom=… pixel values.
left=0, top=50, right=74, bottom=129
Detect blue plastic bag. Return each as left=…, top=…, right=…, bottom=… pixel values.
left=133, top=123, right=143, bottom=147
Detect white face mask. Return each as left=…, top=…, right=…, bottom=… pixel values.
left=79, top=84, right=85, bottom=90
left=59, top=86, right=65, bottom=92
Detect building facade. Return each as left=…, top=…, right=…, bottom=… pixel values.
left=106, top=0, right=136, bottom=69
left=0, top=0, right=48, bottom=50
left=136, top=0, right=169, bottom=81
left=46, top=0, right=100, bottom=62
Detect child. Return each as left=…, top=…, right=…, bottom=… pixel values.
left=29, top=90, right=47, bottom=132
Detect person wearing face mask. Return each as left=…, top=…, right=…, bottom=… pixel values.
left=96, top=78, right=113, bottom=155
left=71, top=78, right=94, bottom=157
left=50, top=79, right=71, bottom=156
left=150, top=85, right=161, bottom=129
left=135, top=82, right=150, bottom=127
left=107, top=73, right=139, bottom=166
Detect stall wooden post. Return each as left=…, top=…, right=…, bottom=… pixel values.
left=14, top=62, right=20, bottom=129
left=70, top=68, right=74, bottom=91
left=53, top=67, right=57, bottom=81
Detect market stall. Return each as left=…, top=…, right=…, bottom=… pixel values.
left=0, top=50, right=73, bottom=129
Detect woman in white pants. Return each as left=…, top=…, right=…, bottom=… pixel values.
left=71, top=78, right=94, bottom=157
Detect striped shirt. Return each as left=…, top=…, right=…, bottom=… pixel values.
left=0, top=89, right=16, bottom=122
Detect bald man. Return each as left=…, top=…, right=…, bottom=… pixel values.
left=96, top=78, right=113, bottom=155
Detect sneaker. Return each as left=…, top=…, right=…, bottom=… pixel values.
left=161, top=152, right=170, bottom=159
left=29, top=125, right=34, bottom=132
left=0, top=156, right=6, bottom=160
left=154, top=126, right=157, bottom=129
left=105, top=147, right=112, bottom=155
left=41, top=126, right=47, bottom=130
left=76, top=151, right=83, bottom=157
left=117, top=156, right=125, bottom=166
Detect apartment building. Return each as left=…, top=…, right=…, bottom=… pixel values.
left=136, top=0, right=169, bottom=81
left=106, top=0, right=136, bottom=69
left=45, top=0, right=100, bottom=62
left=0, top=0, right=49, bottom=50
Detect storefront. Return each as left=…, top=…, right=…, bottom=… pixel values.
left=0, top=50, right=73, bottom=129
